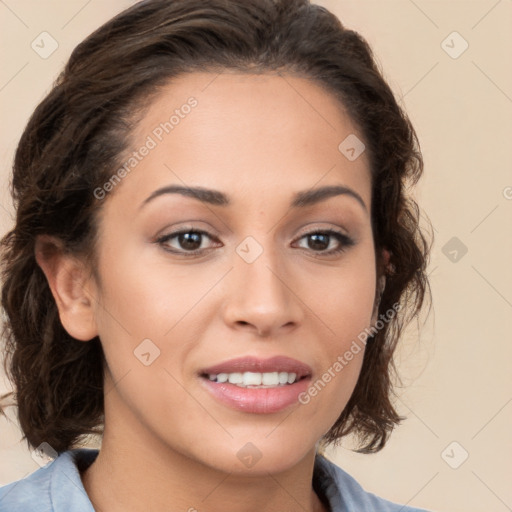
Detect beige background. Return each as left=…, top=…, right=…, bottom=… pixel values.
left=1, top=1, right=511, bottom=511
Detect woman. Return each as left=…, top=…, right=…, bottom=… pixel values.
left=0, top=0, right=431, bottom=510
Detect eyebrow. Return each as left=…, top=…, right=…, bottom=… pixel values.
left=140, top=184, right=367, bottom=211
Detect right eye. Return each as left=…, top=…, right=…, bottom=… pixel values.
left=155, top=228, right=223, bottom=255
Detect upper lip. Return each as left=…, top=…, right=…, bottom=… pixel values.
left=200, top=356, right=312, bottom=379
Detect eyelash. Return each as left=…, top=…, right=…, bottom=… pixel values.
left=155, top=227, right=355, bottom=257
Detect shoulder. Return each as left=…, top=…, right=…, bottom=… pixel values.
left=0, top=449, right=98, bottom=512
left=314, top=453, right=433, bottom=512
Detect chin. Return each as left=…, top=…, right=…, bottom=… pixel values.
left=192, top=434, right=319, bottom=476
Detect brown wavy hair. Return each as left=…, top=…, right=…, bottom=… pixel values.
left=0, top=0, right=431, bottom=454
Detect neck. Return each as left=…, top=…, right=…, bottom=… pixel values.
left=82, top=437, right=327, bottom=512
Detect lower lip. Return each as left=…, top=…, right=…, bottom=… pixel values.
left=200, top=376, right=311, bottom=414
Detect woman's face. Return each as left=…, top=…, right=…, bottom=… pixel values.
left=87, top=71, right=377, bottom=474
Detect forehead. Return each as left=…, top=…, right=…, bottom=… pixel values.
left=109, top=71, right=371, bottom=211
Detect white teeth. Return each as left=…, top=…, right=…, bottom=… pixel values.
left=227, top=372, right=243, bottom=384
left=244, top=372, right=262, bottom=386
left=287, top=372, right=297, bottom=384
left=206, top=371, right=300, bottom=387
left=262, top=372, right=279, bottom=386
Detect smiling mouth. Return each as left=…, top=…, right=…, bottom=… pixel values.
left=200, top=371, right=308, bottom=388
left=198, top=354, right=313, bottom=406
left=198, top=356, right=313, bottom=413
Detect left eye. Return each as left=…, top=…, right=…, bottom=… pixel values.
left=293, top=230, right=354, bottom=255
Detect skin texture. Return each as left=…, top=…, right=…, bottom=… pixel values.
left=36, top=71, right=380, bottom=512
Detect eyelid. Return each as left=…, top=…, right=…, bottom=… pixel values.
left=294, top=222, right=351, bottom=239
left=155, top=226, right=220, bottom=249
left=154, top=221, right=220, bottom=240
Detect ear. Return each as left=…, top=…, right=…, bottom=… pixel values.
left=34, top=235, right=99, bottom=341
left=370, top=248, right=391, bottom=326
left=370, top=275, right=386, bottom=326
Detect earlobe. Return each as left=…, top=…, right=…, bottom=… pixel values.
left=34, top=235, right=98, bottom=341
left=371, top=274, right=386, bottom=326
left=370, top=247, right=391, bottom=326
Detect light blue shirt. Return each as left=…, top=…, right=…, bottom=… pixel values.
left=0, top=449, right=432, bottom=511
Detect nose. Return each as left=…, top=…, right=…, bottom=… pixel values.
left=221, top=240, right=304, bottom=338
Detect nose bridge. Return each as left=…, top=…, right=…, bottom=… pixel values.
left=237, top=234, right=284, bottom=297
left=223, top=233, right=302, bottom=334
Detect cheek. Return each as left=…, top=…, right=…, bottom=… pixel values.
left=91, top=237, right=223, bottom=396
left=91, top=255, right=206, bottom=439
left=93, top=243, right=204, bottom=338
left=301, top=252, right=376, bottom=338
left=297, top=248, right=376, bottom=412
